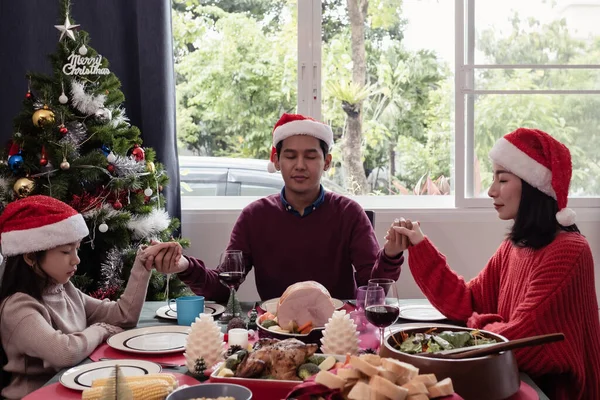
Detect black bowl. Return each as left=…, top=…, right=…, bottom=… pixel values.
left=380, top=324, right=520, bottom=400
left=166, top=383, right=252, bottom=400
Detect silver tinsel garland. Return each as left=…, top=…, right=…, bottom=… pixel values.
left=112, top=154, right=146, bottom=177
left=82, top=203, right=125, bottom=220
left=99, top=247, right=127, bottom=289
left=58, top=121, right=87, bottom=157
left=33, top=100, right=46, bottom=110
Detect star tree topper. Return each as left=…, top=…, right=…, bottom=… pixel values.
left=54, top=15, right=80, bottom=41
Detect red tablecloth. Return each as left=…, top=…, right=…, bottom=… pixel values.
left=22, top=372, right=199, bottom=400
left=508, top=381, right=540, bottom=400
left=89, top=342, right=186, bottom=366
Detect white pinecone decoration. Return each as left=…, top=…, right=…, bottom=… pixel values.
left=184, top=313, right=226, bottom=374
left=320, top=310, right=360, bottom=355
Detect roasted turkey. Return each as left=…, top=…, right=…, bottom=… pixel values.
left=235, top=338, right=318, bottom=380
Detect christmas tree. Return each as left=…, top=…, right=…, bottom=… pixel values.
left=0, top=0, right=189, bottom=300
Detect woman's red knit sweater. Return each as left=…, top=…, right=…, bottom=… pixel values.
left=408, top=232, right=600, bottom=399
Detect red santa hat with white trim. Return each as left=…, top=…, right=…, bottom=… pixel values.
left=267, top=113, right=334, bottom=173
left=0, top=195, right=89, bottom=257
left=489, top=127, right=576, bottom=226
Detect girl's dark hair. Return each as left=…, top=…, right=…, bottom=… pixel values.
left=0, top=252, right=48, bottom=390
left=509, top=179, right=580, bottom=249
left=0, top=253, right=49, bottom=302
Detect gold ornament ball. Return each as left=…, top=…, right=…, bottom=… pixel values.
left=146, top=161, right=156, bottom=173
left=13, top=178, right=35, bottom=198
left=32, top=109, right=55, bottom=128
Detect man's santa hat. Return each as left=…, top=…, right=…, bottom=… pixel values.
left=489, top=128, right=576, bottom=226
left=0, top=195, right=89, bottom=256
left=267, top=113, right=334, bottom=173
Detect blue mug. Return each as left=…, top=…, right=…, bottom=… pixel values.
left=169, top=295, right=205, bottom=326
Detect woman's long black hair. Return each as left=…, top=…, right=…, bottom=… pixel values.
left=0, top=252, right=48, bottom=390
left=509, top=180, right=580, bottom=249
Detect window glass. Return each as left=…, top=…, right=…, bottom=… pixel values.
left=469, top=0, right=600, bottom=197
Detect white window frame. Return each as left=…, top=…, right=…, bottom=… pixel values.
left=179, top=0, right=600, bottom=212
left=298, top=0, right=322, bottom=120
left=455, top=0, right=600, bottom=209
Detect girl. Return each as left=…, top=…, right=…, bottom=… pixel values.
left=0, top=195, right=181, bottom=399
left=393, top=128, right=600, bottom=400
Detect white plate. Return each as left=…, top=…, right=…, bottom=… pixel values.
left=398, top=304, right=446, bottom=321
left=107, top=325, right=190, bottom=354
left=260, top=297, right=345, bottom=315
left=155, top=303, right=226, bottom=320
left=59, top=359, right=162, bottom=391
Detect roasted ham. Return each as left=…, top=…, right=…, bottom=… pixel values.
left=276, top=280, right=336, bottom=328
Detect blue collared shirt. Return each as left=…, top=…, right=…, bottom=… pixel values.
left=280, top=185, right=325, bottom=217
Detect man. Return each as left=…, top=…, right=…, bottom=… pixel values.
left=151, top=113, right=407, bottom=301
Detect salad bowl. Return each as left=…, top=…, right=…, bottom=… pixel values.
left=380, top=324, right=520, bottom=400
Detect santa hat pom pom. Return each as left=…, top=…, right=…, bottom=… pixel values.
left=556, top=207, right=576, bottom=227
left=267, top=161, right=277, bottom=173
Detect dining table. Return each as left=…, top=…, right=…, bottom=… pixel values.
left=36, top=299, right=550, bottom=400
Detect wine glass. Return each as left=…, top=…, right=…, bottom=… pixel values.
left=355, top=285, right=369, bottom=312
left=364, top=279, right=399, bottom=351
left=218, top=250, right=244, bottom=322
left=349, top=285, right=380, bottom=349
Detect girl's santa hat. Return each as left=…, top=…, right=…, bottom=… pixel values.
left=0, top=195, right=89, bottom=256
left=489, top=128, right=576, bottom=226
left=267, top=113, right=334, bottom=173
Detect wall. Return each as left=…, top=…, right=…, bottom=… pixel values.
left=181, top=205, right=600, bottom=309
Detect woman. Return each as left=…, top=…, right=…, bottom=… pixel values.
left=394, top=128, right=600, bottom=399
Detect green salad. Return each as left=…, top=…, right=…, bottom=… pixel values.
left=393, top=329, right=497, bottom=354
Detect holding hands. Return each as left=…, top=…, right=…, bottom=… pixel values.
left=392, top=218, right=425, bottom=246
left=383, top=218, right=410, bottom=258
left=137, top=241, right=186, bottom=273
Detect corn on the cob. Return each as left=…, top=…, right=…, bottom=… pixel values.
left=90, top=373, right=178, bottom=389
left=82, top=379, right=174, bottom=400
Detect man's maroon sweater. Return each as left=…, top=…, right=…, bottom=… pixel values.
left=178, top=192, right=403, bottom=301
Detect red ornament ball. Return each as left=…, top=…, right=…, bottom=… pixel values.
left=107, top=164, right=115, bottom=173
left=40, top=158, right=48, bottom=166
left=59, top=126, right=68, bottom=135
left=113, top=200, right=123, bottom=210
left=25, top=91, right=32, bottom=99
left=131, top=145, right=145, bottom=162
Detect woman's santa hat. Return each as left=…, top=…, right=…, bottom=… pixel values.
left=0, top=195, right=89, bottom=256
left=267, top=113, right=334, bottom=173
left=489, top=128, right=576, bottom=226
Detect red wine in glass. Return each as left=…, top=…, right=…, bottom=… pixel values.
left=365, top=280, right=399, bottom=351
left=365, top=305, right=400, bottom=327
left=218, top=271, right=245, bottom=287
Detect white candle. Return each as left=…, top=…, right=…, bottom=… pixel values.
left=228, top=328, right=249, bottom=348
